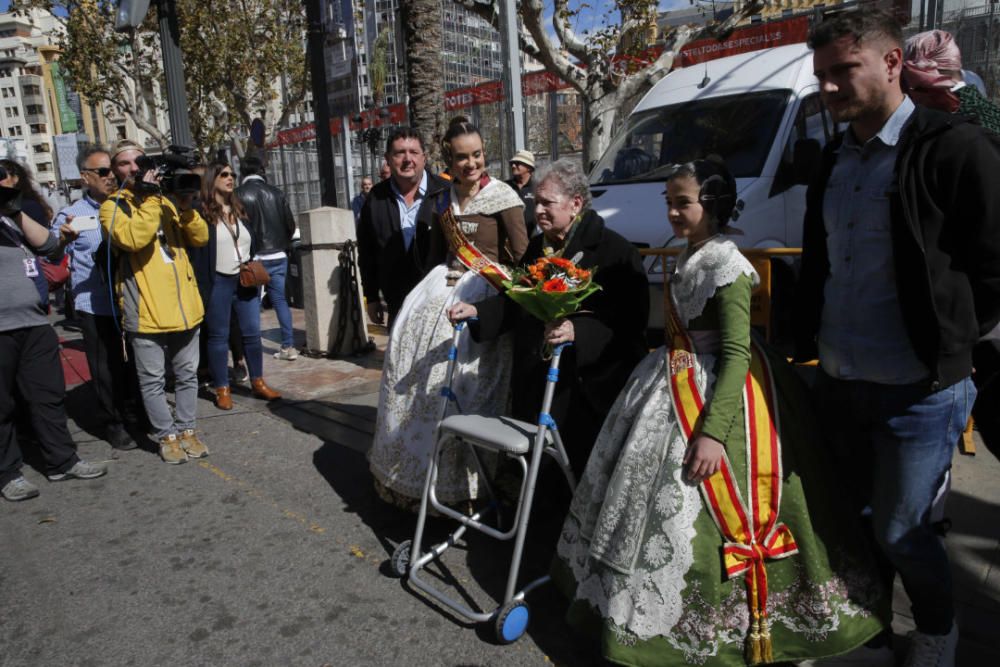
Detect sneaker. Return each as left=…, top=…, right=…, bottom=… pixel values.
left=106, top=424, right=137, bottom=451
left=903, top=625, right=958, bottom=667
left=159, top=434, right=187, bottom=465
left=1, top=475, right=40, bottom=501
left=179, top=429, right=209, bottom=459
left=231, top=361, right=249, bottom=384
left=273, top=346, right=299, bottom=361
left=47, top=459, right=108, bottom=482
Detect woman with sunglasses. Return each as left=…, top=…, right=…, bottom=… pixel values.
left=197, top=162, right=280, bottom=411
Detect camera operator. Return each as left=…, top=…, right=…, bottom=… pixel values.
left=1, top=176, right=108, bottom=501
left=100, top=139, right=210, bottom=465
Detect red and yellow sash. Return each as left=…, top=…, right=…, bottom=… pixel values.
left=439, top=208, right=511, bottom=291
left=665, top=283, right=798, bottom=665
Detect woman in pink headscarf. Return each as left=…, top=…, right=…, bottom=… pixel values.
left=903, top=29, right=1000, bottom=132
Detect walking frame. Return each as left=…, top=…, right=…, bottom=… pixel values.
left=389, top=320, right=577, bottom=644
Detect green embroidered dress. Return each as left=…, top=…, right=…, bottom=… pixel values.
left=553, top=238, right=889, bottom=666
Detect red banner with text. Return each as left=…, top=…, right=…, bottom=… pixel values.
left=270, top=17, right=810, bottom=146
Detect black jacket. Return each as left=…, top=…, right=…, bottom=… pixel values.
left=470, top=209, right=649, bottom=472
left=357, top=170, right=450, bottom=318
left=236, top=177, right=296, bottom=255
left=794, top=106, right=1000, bottom=389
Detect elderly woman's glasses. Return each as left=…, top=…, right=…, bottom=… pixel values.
left=81, top=167, right=113, bottom=177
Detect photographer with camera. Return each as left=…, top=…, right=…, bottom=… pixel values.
left=100, top=139, right=210, bottom=465
left=1, top=169, right=108, bottom=501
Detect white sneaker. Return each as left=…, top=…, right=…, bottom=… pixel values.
left=273, top=346, right=299, bottom=361
left=799, top=644, right=895, bottom=666
left=903, top=625, right=958, bottom=667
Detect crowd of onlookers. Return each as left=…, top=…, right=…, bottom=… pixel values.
left=4, top=8, right=999, bottom=666
left=1, top=139, right=299, bottom=499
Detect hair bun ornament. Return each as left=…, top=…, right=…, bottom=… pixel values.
left=448, top=115, right=471, bottom=129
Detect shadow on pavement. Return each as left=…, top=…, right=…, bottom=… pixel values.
left=285, top=411, right=593, bottom=662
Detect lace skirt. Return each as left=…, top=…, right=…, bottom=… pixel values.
left=553, top=346, right=888, bottom=666
left=368, top=264, right=512, bottom=506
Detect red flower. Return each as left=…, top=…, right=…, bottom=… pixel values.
left=547, top=257, right=574, bottom=269
left=542, top=278, right=568, bottom=293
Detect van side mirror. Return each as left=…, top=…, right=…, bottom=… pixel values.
left=792, top=139, right=821, bottom=185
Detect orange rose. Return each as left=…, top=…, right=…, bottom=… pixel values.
left=548, top=257, right=574, bottom=269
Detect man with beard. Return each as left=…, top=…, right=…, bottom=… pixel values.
left=796, top=10, right=1000, bottom=666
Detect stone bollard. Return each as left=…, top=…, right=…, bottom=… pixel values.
left=297, top=206, right=370, bottom=356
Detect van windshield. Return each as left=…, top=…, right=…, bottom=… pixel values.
left=589, top=90, right=791, bottom=185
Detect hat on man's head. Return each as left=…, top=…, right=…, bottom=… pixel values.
left=510, top=150, right=535, bottom=169
left=111, top=139, right=144, bottom=161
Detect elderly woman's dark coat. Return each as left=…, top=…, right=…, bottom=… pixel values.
left=470, top=208, right=649, bottom=473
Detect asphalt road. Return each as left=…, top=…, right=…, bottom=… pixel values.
left=1, top=386, right=593, bottom=667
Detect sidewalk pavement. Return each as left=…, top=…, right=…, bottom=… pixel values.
left=5, top=306, right=1000, bottom=665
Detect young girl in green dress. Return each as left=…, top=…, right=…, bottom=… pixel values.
left=553, top=159, right=889, bottom=666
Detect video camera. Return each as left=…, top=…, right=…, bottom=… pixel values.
left=135, top=145, right=201, bottom=196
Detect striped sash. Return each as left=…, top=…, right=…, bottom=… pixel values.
left=439, top=208, right=511, bottom=291
left=665, top=280, right=798, bottom=664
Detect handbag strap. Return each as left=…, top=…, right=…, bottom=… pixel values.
left=221, top=215, right=245, bottom=264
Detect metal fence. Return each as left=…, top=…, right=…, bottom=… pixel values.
left=262, top=90, right=586, bottom=216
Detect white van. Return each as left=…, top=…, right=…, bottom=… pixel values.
left=589, top=43, right=836, bottom=331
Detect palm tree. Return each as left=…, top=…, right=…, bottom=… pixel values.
left=399, top=0, right=445, bottom=161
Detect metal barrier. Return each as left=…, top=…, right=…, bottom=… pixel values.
left=639, top=247, right=803, bottom=343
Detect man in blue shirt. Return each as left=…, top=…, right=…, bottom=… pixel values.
left=798, top=10, right=1000, bottom=666
left=52, top=145, right=138, bottom=451
left=350, top=176, right=373, bottom=225
left=357, top=129, right=449, bottom=325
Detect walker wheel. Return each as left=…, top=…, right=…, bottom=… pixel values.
left=493, top=599, right=530, bottom=644
left=389, top=540, right=411, bottom=578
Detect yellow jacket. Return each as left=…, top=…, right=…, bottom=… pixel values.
left=99, top=188, right=208, bottom=334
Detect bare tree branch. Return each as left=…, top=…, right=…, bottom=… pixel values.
left=549, top=0, right=591, bottom=64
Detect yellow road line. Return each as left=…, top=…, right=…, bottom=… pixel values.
left=196, top=460, right=327, bottom=535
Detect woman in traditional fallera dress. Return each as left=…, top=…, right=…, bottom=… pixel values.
left=367, top=118, right=528, bottom=509
left=553, top=159, right=889, bottom=666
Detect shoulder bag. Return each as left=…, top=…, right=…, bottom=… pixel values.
left=223, top=216, right=270, bottom=288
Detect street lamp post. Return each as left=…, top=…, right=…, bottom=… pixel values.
left=303, top=0, right=338, bottom=207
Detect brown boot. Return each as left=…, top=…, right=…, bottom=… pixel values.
left=214, top=386, right=233, bottom=410
left=251, top=378, right=281, bottom=401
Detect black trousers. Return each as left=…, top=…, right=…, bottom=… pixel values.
left=0, top=325, right=79, bottom=486
left=78, top=311, right=135, bottom=429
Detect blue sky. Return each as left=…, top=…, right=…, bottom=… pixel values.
left=556, top=0, right=691, bottom=37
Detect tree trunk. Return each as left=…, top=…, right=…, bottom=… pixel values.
left=582, top=93, right=621, bottom=170
left=399, top=0, right=444, bottom=160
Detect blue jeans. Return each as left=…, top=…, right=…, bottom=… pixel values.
left=262, top=258, right=294, bottom=348
left=814, top=371, right=975, bottom=634
left=206, top=273, right=263, bottom=388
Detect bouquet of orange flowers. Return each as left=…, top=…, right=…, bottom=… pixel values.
left=502, top=255, right=601, bottom=321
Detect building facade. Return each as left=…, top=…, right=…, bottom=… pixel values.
left=0, top=8, right=66, bottom=186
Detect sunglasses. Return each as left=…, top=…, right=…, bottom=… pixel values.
left=218, top=171, right=235, bottom=179
left=82, top=167, right=113, bottom=177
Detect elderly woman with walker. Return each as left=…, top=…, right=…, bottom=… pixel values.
left=448, top=159, right=649, bottom=477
